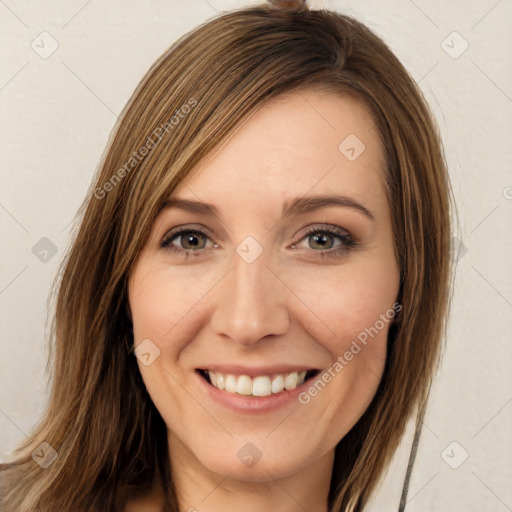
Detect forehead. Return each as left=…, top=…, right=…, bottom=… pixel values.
left=173, top=89, right=387, bottom=217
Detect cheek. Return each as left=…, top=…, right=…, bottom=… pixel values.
left=128, top=265, right=216, bottom=422
left=292, top=261, right=399, bottom=431
left=128, top=264, right=214, bottom=352
left=290, top=256, right=399, bottom=363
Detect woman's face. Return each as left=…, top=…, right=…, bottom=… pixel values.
left=128, top=89, right=400, bottom=482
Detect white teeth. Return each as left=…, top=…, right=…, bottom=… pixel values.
left=237, top=375, right=253, bottom=396
left=271, top=374, right=285, bottom=393
left=225, top=374, right=238, bottom=393
left=204, top=370, right=310, bottom=397
left=284, top=371, right=299, bottom=390
left=252, top=376, right=272, bottom=396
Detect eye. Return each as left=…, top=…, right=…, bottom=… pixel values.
left=160, top=226, right=218, bottom=257
left=291, top=225, right=356, bottom=258
left=159, top=224, right=356, bottom=260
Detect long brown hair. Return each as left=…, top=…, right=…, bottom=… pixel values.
left=0, top=2, right=453, bottom=510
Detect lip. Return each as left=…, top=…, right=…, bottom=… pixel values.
left=195, top=368, right=320, bottom=413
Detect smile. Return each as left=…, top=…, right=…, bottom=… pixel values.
left=197, top=369, right=320, bottom=397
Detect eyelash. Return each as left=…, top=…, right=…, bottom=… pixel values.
left=160, top=224, right=356, bottom=260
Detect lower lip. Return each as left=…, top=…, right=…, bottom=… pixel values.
left=195, top=371, right=314, bottom=413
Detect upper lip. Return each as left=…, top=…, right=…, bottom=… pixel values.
left=196, top=364, right=320, bottom=377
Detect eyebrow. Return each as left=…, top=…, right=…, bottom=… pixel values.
left=281, top=195, right=374, bottom=221
left=162, top=195, right=374, bottom=221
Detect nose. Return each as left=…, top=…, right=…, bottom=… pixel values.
left=209, top=250, right=290, bottom=347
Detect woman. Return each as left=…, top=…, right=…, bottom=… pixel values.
left=0, top=0, right=453, bottom=510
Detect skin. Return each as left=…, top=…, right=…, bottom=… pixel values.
left=127, top=88, right=400, bottom=512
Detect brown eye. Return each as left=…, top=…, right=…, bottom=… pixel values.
left=308, top=232, right=337, bottom=250
left=291, top=225, right=356, bottom=259
left=161, top=228, right=216, bottom=255
left=162, top=230, right=207, bottom=250
left=177, top=231, right=208, bottom=250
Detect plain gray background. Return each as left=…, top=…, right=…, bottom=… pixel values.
left=1, top=1, right=511, bottom=510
